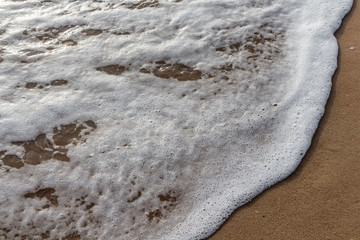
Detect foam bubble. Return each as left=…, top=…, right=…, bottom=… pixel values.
left=0, top=0, right=352, bottom=239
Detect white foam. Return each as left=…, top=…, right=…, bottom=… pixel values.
left=0, top=0, right=352, bottom=239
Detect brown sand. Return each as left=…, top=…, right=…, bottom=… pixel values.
left=209, top=1, right=360, bottom=239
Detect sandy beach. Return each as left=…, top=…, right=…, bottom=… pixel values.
left=209, top=1, right=360, bottom=239
left=0, top=1, right=357, bottom=239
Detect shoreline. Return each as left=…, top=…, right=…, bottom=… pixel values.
left=209, top=0, right=360, bottom=239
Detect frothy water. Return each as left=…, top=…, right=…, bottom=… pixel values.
left=0, top=0, right=352, bottom=239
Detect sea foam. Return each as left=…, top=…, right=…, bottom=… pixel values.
left=0, top=0, right=353, bottom=239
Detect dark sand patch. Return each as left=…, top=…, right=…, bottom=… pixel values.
left=61, top=40, right=77, bottom=46
left=24, top=188, right=59, bottom=207
left=152, top=61, right=202, bottom=81
left=25, top=79, right=68, bottom=89
left=96, top=64, right=126, bottom=76
left=147, top=190, right=179, bottom=223
left=81, top=29, right=104, bottom=36
left=127, top=0, right=159, bottom=10
left=0, top=121, right=96, bottom=170
left=33, top=25, right=75, bottom=42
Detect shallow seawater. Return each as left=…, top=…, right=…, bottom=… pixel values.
left=0, top=0, right=352, bottom=239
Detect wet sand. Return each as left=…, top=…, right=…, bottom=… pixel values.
left=209, top=0, right=360, bottom=239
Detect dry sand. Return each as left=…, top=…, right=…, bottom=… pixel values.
left=208, top=0, right=360, bottom=239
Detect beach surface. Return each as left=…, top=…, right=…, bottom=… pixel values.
left=0, top=1, right=357, bottom=239
left=209, top=0, right=360, bottom=239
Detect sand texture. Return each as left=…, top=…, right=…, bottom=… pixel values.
left=208, top=1, right=360, bottom=239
